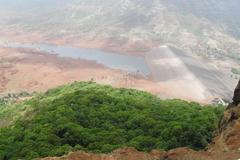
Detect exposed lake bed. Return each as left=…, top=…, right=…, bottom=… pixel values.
left=0, top=41, right=237, bottom=103
left=6, top=42, right=150, bottom=76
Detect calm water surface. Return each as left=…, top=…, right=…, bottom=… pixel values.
left=7, top=43, right=150, bottom=76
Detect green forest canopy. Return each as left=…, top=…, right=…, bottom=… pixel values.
left=0, top=82, right=224, bottom=160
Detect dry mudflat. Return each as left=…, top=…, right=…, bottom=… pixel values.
left=0, top=47, right=163, bottom=98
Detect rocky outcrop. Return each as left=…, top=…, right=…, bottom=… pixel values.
left=40, top=147, right=165, bottom=160
left=39, top=147, right=202, bottom=160
left=208, top=80, right=240, bottom=153
left=208, top=104, right=240, bottom=152
left=39, top=147, right=240, bottom=160
left=233, top=80, right=240, bottom=105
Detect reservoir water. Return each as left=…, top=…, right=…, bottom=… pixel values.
left=6, top=43, right=150, bottom=76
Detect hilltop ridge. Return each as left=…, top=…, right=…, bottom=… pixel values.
left=0, top=82, right=224, bottom=159
left=39, top=80, right=240, bottom=160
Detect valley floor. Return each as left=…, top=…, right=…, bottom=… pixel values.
left=0, top=46, right=165, bottom=99
left=0, top=27, right=239, bottom=103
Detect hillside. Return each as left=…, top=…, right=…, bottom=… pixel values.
left=0, top=0, right=239, bottom=103
left=0, top=0, right=240, bottom=60
left=0, top=2, right=239, bottom=159
left=38, top=81, right=240, bottom=160
left=0, top=82, right=224, bottom=160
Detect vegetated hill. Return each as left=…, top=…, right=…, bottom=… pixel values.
left=0, top=0, right=240, bottom=60
left=39, top=80, right=240, bottom=160
left=0, top=82, right=224, bottom=160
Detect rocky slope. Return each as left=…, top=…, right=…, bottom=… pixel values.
left=209, top=80, right=240, bottom=152
left=40, top=147, right=240, bottom=160
left=40, top=80, right=240, bottom=160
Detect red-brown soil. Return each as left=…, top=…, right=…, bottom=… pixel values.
left=0, top=45, right=215, bottom=103
left=39, top=147, right=240, bottom=160
left=0, top=46, right=164, bottom=97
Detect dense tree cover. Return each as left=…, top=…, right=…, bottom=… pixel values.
left=0, top=82, right=224, bottom=160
